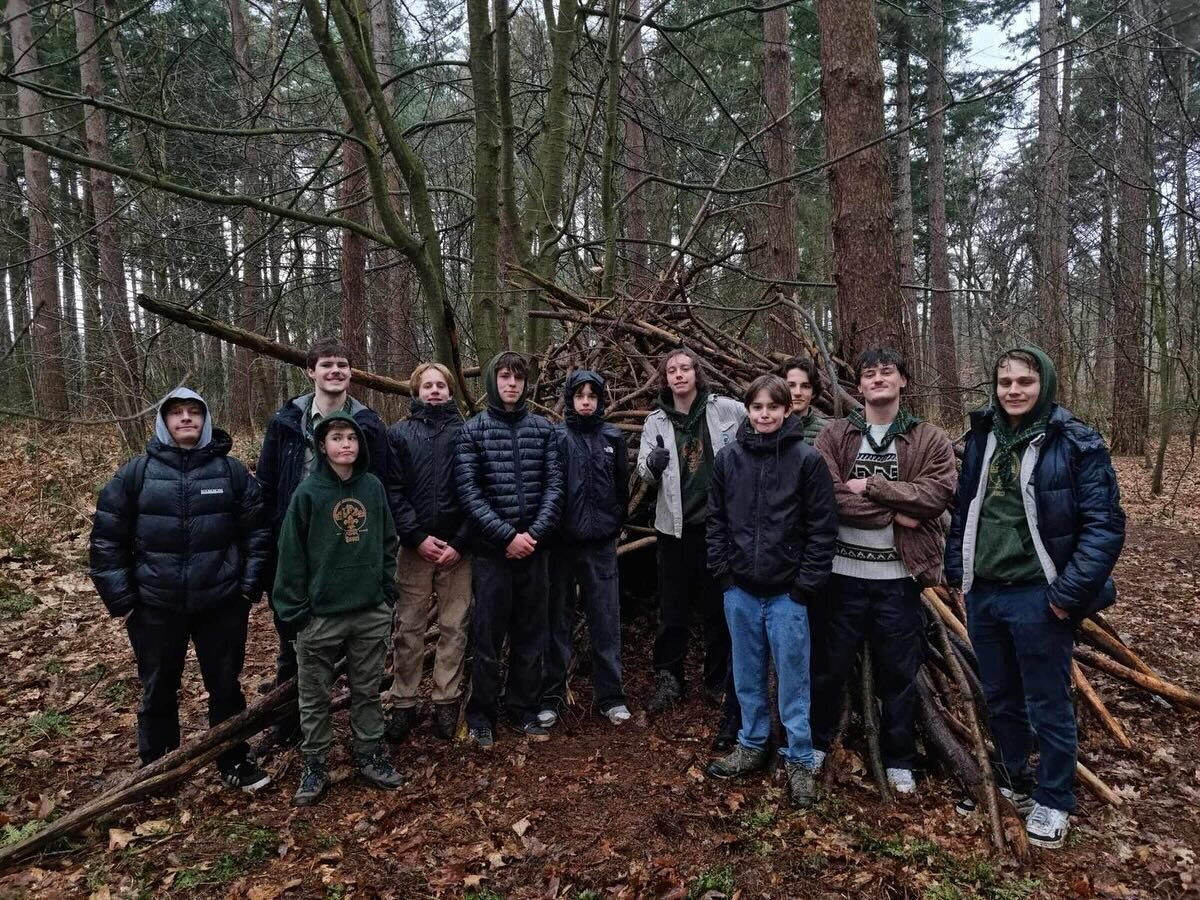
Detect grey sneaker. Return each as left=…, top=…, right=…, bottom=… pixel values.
left=705, top=744, right=768, bottom=780
left=886, top=767, right=916, bottom=795
left=468, top=725, right=495, bottom=749
left=355, top=747, right=405, bottom=790
left=811, top=748, right=827, bottom=773
left=784, top=761, right=817, bottom=808
left=515, top=721, right=551, bottom=742
left=1026, top=803, right=1070, bottom=849
left=537, top=708, right=559, bottom=728
left=292, top=757, right=328, bottom=807
left=646, top=671, right=682, bottom=714
left=955, top=787, right=1036, bottom=818
left=603, top=704, right=632, bottom=725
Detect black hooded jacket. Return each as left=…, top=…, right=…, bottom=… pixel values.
left=89, top=393, right=271, bottom=618
left=554, top=370, right=629, bottom=543
left=386, top=398, right=471, bottom=550
left=454, top=353, right=564, bottom=553
left=706, top=414, right=838, bottom=602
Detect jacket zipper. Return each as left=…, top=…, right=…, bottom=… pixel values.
left=511, top=420, right=527, bottom=524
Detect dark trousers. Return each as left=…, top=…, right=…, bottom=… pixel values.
left=542, top=539, right=626, bottom=713
left=467, top=553, right=549, bottom=730
left=653, top=525, right=730, bottom=695
left=269, top=606, right=302, bottom=743
left=125, top=601, right=251, bottom=768
left=810, top=574, right=923, bottom=768
left=967, top=579, right=1077, bottom=812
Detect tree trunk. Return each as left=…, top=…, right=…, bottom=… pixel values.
left=75, top=0, right=142, bottom=417
left=8, top=0, right=70, bottom=416
left=927, top=0, right=960, bottom=420
left=467, top=0, right=503, bottom=364
left=816, top=0, right=912, bottom=372
left=1110, top=1, right=1150, bottom=455
left=762, top=3, right=802, bottom=354
left=622, top=0, right=650, bottom=296
left=599, top=0, right=622, bottom=299
left=340, top=134, right=369, bottom=364
left=893, top=13, right=921, bottom=402
left=1035, top=0, right=1067, bottom=372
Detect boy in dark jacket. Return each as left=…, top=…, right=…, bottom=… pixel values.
left=89, top=388, right=271, bottom=791
left=704, top=375, right=838, bottom=808
left=384, top=362, right=472, bottom=743
left=538, top=370, right=631, bottom=728
left=455, top=351, right=564, bottom=747
left=255, top=338, right=390, bottom=751
left=945, top=346, right=1125, bottom=849
left=273, top=413, right=403, bottom=806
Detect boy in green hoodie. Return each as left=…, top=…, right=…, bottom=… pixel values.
left=273, top=413, right=404, bottom=806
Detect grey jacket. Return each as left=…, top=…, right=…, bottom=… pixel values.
left=636, top=394, right=746, bottom=537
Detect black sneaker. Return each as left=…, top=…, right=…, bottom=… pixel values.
left=711, top=711, right=738, bottom=753
left=355, top=746, right=405, bottom=790
left=955, top=787, right=1036, bottom=818
left=512, top=720, right=550, bottom=742
left=646, top=671, right=682, bottom=715
left=433, top=702, right=460, bottom=741
left=218, top=757, right=272, bottom=793
left=705, top=744, right=768, bottom=779
left=292, top=757, right=329, bottom=807
left=468, top=725, right=495, bottom=749
left=384, top=707, right=420, bottom=744
left=784, top=761, right=817, bottom=808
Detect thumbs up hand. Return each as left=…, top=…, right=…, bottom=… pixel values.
left=647, top=434, right=671, bottom=477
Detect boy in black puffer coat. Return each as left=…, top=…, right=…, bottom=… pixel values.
left=455, top=351, right=563, bottom=747
left=89, top=388, right=272, bottom=791
left=538, top=370, right=630, bottom=728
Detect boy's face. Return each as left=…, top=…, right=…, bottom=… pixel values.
left=307, top=355, right=351, bottom=395
left=573, top=382, right=598, bottom=417
left=858, top=362, right=906, bottom=407
left=164, top=401, right=205, bottom=448
left=995, top=359, right=1041, bottom=422
left=664, top=354, right=697, bottom=399
left=321, top=424, right=360, bottom=466
left=496, top=367, right=525, bottom=406
left=747, top=390, right=786, bottom=435
left=417, top=369, right=451, bottom=405
left=785, top=367, right=813, bottom=416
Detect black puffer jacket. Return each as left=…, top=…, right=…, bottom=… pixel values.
left=386, top=399, right=471, bottom=550
left=89, top=429, right=271, bottom=617
left=706, top=414, right=838, bottom=602
left=455, top=354, right=564, bottom=553
left=555, top=370, right=628, bottom=543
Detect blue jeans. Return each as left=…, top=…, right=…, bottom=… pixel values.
left=724, top=586, right=813, bottom=765
left=967, top=579, right=1077, bottom=812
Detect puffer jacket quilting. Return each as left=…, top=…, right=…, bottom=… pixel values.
left=89, top=429, right=271, bottom=617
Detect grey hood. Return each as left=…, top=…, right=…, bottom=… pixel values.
left=154, top=387, right=214, bottom=449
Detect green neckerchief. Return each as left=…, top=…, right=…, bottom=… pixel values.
left=847, top=407, right=920, bottom=453
left=991, top=410, right=1049, bottom=488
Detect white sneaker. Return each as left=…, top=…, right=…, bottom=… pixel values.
left=604, top=705, right=632, bottom=725
left=537, top=708, right=558, bottom=728
left=1026, top=803, right=1070, bottom=849
left=886, top=768, right=917, bottom=795
left=811, top=749, right=826, bottom=772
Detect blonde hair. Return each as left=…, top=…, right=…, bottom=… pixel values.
left=409, top=362, right=455, bottom=396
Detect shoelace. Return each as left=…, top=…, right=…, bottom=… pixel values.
left=1027, top=806, right=1053, bottom=831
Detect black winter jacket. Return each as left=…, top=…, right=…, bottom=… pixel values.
left=706, top=415, right=838, bottom=602
left=455, top=370, right=564, bottom=555
left=554, top=370, right=629, bottom=543
left=89, top=430, right=271, bottom=617
left=945, top=405, right=1126, bottom=621
left=255, top=393, right=389, bottom=541
left=386, top=399, right=471, bottom=550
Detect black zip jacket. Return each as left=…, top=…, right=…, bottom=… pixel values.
left=554, top=369, right=629, bottom=543
left=89, top=429, right=271, bottom=617
left=706, top=415, right=839, bottom=602
left=386, top=399, right=471, bottom=551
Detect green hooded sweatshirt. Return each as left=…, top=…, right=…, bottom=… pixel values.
left=975, top=345, right=1058, bottom=584
left=655, top=388, right=713, bottom=525
left=272, top=411, right=398, bottom=625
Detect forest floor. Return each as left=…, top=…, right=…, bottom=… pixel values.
left=0, top=427, right=1197, bottom=900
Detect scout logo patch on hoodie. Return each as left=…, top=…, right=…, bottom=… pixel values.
left=333, top=498, right=368, bottom=543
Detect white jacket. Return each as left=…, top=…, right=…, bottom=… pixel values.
left=636, top=394, right=746, bottom=538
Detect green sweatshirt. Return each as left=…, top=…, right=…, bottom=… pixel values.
left=975, top=345, right=1058, bottom=584
left=272, top=412, right=398, bottom=624
left=657, top=389, right=713, bottom=526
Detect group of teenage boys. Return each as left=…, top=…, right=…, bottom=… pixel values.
left=89, top=336, right=1124, bottom=850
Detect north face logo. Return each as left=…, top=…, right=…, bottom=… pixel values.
left=604, top=446, right=614, bottom=454
left=200, top=488, right=224, bottom=495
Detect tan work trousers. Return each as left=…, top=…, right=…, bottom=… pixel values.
left=388, top=545, right=473, bottom=706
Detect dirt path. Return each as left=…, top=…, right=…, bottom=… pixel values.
left=0, top=432, right=1197, bottom=899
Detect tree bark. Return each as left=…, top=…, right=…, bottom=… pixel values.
left=467, top=0, right=503, bottom=364
left=1035, top=0, right=1067, bottom=374
left=340, top=134, right=369, bottom=363
left=1110, top=1, right=1151, bottom=455
left=622, top=0, right=650, bottom=295
left=927, top=0, right=960, bottom=419
left=893, top=13, right=921, bottom=395
left=816, top=0, right=912, bottom=374
left=8, top=0, right=70, bottom=416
